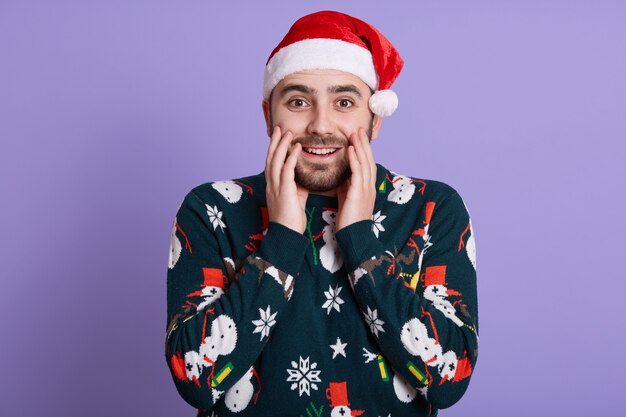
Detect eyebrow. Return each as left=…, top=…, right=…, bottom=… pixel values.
left=328, top=84, right=363, bottom=99
left=278, top=84, right=314, bottom=97
left=278, top=83, right=364, bottom=100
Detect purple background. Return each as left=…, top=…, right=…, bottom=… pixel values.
left=1, top=1, right=625, bottom=416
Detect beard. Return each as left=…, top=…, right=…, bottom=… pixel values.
left=292, top=135, right=352, bottom=193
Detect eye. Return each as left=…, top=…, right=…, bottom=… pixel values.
left=336, top=99, right=354, bottom=108
left=288, top=98, right=308, bottom=108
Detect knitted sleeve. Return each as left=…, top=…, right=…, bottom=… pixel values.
left=335, top=191, right=478, bottom=410
left=165, top=189, right=310, bottom=411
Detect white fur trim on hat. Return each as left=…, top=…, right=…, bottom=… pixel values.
left=263, top=38, right=378, bottom=99
left=369, top=89, right=398, bottom=117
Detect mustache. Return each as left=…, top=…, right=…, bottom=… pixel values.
left=292, top=135, right=349, bottom=148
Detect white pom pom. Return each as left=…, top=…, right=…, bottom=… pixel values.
left=369, top=89, right=398, bottom=117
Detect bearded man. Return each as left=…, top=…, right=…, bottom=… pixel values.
left=166, top=10, right=478, bottom=417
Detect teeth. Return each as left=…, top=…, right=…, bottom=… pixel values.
left=304, top=148, right=337, bottom=155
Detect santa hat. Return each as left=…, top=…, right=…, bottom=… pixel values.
left=263, top=10, right=404, bottom=117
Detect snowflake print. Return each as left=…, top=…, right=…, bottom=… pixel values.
left=363, top=306, right=385, bottom=337
left=251, top=305, right=277, bottom=341
left=205, top=204, right=226, bottom=231
left=371, top=210, right=387, bottom=238
left=321, top=284, right=344, bottom=314
left=286, top=356, right=322, bottom=397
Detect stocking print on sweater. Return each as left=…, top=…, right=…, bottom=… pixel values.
left=165, top=164, right=478, bottom=417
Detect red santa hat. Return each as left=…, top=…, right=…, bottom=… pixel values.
left=263, top=10, right=404, bottom=117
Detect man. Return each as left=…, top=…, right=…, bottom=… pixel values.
left=166, top=10, right=478, bottom=417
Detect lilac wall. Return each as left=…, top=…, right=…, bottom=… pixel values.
left=1, top=1, right=624, bottom=416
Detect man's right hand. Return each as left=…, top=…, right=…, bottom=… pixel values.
left=265, top=126, right=309, bottom=234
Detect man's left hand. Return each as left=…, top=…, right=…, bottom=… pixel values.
left=336, top=127, right=377, bottom=231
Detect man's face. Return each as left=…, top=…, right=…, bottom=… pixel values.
left=263, top=69, right=382, bottom=195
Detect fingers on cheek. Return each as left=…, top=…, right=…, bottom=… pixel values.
left=355, top=145, right=370, bottom=183
left=285, top=144, right=300, bottom=170
left=282, top=130, right=293, bottom=146
left=371, top=166, right=377, bottom=188
left=349, top=147, right=363, bottom=186
left=360, top=132, right=375, bottom=186
left=356, top=137, right=368, bottom=165
left=271, top=137, right=291, bottom=186
left=348, top=146, right=358, bottom=169
left=359, top=128, right=369, bottom=148
left=267, top=128, right=281, bottom=162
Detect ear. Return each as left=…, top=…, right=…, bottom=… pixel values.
left=371, top=114, right=383, bottom=140
left=262, top=99, right=271, bottom=137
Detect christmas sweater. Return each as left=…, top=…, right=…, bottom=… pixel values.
left=165, top=163, right=478, bottom=417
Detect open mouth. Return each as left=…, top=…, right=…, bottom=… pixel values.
left=303, top=147, right=339, bottom=155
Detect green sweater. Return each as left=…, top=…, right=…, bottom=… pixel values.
left=165, top=163, right=478, bottom=417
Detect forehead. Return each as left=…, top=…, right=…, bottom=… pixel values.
left=274, top=69, right=372, bottom=95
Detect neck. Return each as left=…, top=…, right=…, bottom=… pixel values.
left=310, top=189, right=337, bottom=197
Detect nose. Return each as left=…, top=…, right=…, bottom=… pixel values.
left=306, top=105, right=335, bottom=137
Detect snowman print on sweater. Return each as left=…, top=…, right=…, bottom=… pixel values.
left=320, top=209, right=343, bottom=273
left=168, top=199, right=185, bottom=269
left=400, top=317, right=471, bottom=384
left=326, top=381, right=364, bottom=417
left=422, top=265, right=464, bottom=327
left=183, top=350, right=203, bottom=386
left=225, top=366, right=258, bottom=413
left=212, top=181, right=244, bottom=204
left=186, top=267, right=227, bottom=312
left=465, top=221, right=476, bottom=269
left=401, top=318, right=443, bottom=368
left=387, top=172, right=416, bottom=205
left=437, top=351, right=459, bottom=383
left=168, top=220, right=182, bottom=269
left=392, top=373, right=417, bottom=403
left=183, top=315, right=238, bottom=386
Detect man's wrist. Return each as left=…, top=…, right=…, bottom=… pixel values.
left=256, top=221, right=310, bottom=276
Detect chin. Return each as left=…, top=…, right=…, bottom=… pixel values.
left=294, top=164, right=351, bottom=193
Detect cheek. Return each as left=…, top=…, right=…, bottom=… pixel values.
left=340, top=112, right=372, bottom=135
left=272, top=111, right=308, bottom=132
